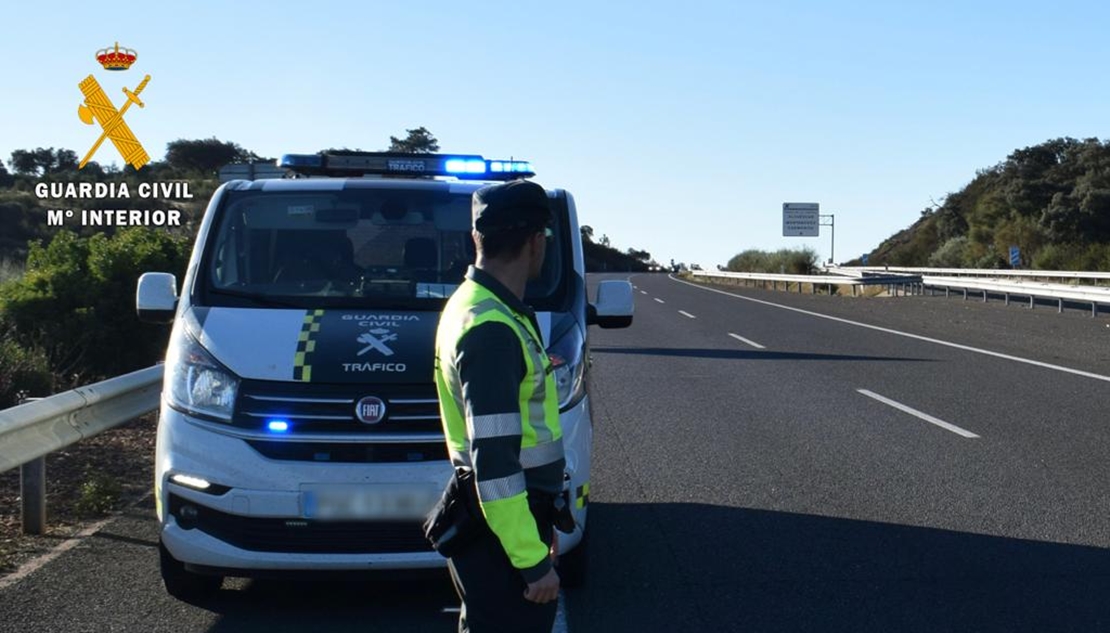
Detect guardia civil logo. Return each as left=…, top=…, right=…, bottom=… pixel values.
left=77, top=42, right=152, bottom=170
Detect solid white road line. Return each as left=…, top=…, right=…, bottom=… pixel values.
left=679, top=310, right=696, bottom=319
left=670, top=275, right=1110, bottom=384
left=0, top=492, right=152, bottom=591
left=553, top=590, right=570, bottom=633
left=654, top=298, right=665, bottom=304
left=857, top=389, right=980, bottom=438
left=728, top=332, right=766, bottom=349
left=444, top=591, right=569, bottom=632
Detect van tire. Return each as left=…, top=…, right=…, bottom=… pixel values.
left=160, top=540, right=222, bottom=600
left=557, top=529, right=588, bottom=588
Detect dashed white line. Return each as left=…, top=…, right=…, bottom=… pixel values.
left=654, top=298, right=665, bottom=304
left=669, top=274, right=1110, bottom=385
left=679, top=310, right=696, bottom=319
left=640, top=290, right=648, bottom=295
left=857, top=389, right=980, bottom=438
left=728, top=332, right=765, bottom=349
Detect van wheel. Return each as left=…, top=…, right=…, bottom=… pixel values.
left=159, top=540, right=222, bottom=601
left=557, top=530, right=588, bottom=588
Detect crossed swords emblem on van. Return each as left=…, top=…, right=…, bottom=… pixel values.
left=357, top=329, right=397, bottom=356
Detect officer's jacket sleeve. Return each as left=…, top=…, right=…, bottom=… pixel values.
left=455, top=322, right=552, bottom=583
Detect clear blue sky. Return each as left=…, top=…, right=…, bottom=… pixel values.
left=4, top=1, right=1108, bottom=267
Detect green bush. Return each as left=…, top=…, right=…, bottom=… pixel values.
left=0, top=228, right=189, bottom=385
left=928, top=237, right=971, bottom=268
left=75, top=471, right=122, bottom=517
left=0, top=331, right=52, bottom=408
left=728, top=247, right=819, bottom=274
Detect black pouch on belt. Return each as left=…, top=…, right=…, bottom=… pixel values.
left=423, top=467, right=489, bottom=558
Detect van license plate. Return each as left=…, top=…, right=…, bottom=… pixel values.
left=301, top=485, right=438, bottom=521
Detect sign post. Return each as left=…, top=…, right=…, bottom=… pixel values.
left=782, top=203, right=836, bottom=264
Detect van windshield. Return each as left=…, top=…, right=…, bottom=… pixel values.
left=197, top=186, right=569, bottom=311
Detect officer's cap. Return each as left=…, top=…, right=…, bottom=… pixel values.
left=472, top=180, right=551, bottom=234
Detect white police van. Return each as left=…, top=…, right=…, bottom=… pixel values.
left=136, top=151, right=634, bottom=599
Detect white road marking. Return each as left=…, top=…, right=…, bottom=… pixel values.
left=553, top=590, right=570, bottom=633
left=444, top=589, right=568, bottom=632
left=0, top=493, right=151, bottom=591
left=654, top=298, right=665, bottom=304
left=679, top=310, right=696, bottom=319
left=857, top=389, right=980, bottom=438
left=640, top=290, right=648, bottom=295
left=728, top=332, right=765, bottom=349
left=670, top=275, right=1110, bottom=384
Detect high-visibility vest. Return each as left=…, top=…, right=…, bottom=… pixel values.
left=435, top=277, right=564, bottom=571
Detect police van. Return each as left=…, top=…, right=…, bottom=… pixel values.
left=136, top=151, right=634, bottom=599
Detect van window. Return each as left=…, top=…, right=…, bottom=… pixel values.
left=198, top=187, right=569, bottom=310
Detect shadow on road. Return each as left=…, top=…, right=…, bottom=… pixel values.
left=591, top=347, right=932, bottom=363
left=194, top=572, right=459, bottom=633
left=567, top=502, right=1110, bottom=632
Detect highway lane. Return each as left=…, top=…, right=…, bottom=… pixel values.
left=3, top=271, right=1109, bottom=632
left=567, top=273, right=1109, bottom=632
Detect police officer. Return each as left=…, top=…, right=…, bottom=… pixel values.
left=435, top=179, right=564, bottom=632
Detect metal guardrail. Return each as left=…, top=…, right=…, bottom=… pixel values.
left=922, top=276, right=1108, bottom=317
left=689, top=270, right=922, bottom=296
left=691, top=270, right=1107, bottom=317
left=0, top=365, right=162, bottom=534
left=835, top=265, right=1110, bottom=282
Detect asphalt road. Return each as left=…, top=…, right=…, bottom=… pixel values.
left=3, top=272, right=1109, bottom=632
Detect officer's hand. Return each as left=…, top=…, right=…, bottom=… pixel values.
left=523, top=568, right=560, bottom=604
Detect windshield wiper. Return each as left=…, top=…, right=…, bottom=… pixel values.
left=207, top=288, right=308, bottom=309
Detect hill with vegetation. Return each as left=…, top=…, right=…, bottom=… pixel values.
left=857, top=137, right=1110, bottom=270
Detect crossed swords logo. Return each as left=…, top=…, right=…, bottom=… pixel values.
left=77, top=74, right=151, bottom=170
left=357, top=329, right=398, bottom=357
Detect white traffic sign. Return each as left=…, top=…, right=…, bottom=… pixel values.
left=783, top=202, right=820, bottom=237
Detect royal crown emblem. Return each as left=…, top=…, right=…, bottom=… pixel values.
left=96, top=42, right=137, bottom=71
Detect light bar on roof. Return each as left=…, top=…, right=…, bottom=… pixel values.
left=277, top=152, right=535, bottom=180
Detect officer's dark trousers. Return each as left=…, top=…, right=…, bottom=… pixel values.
left=447, top=501, right=556, bottom=633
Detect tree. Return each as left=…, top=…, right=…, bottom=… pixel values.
left=165, top=138, right=260, bottom=174
left=599, top=235, right=610, bottom=247
left=580, top=225, right=594, bottom=243
left=0, top=160, right=12, bottom=187
left=9, top=147, right=80, bottom=176
left=388, top=127, right=439, bottom=153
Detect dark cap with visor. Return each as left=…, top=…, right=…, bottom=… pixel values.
left=471, top=180, right=551, bottom=234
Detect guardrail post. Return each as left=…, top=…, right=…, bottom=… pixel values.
left=982, top=290, right=988, bottom=303
left=17, top=395, right=47, bottom=535
left=1029, top=296, right=1034, bottom=309
left=1093, top=302, right=1099, bottom=318
left=1005, top=293, right=1010, bottom=306
left=945, top=287, right=950, bottom=298
left=963, top=288, right=968, bottom=300
left=1058, top=298, right=1064, bottom=314
left=21, top=457, right=47, bottom=535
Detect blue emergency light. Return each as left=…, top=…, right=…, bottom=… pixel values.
left=277, top=152, right=535, bottom=180
left=266, top=419, right=290, bottom=433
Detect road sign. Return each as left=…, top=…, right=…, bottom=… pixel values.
left=861, top=253, right=869, bottom=265
left=783, top=202, right=819, bottom=237
left=1009, top=245, right=1020, bottom=267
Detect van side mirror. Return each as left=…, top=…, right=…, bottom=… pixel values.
left=136, top=272, right=178, bottom=323
left=587, top=280, right=634, bottom=329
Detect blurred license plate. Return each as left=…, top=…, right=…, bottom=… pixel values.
left=301, top=485, right=438, bottom=521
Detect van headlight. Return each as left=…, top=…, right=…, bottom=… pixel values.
left=547, top=327, right=586, bottom=412
left=165, top=328, right=239, bottom=422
